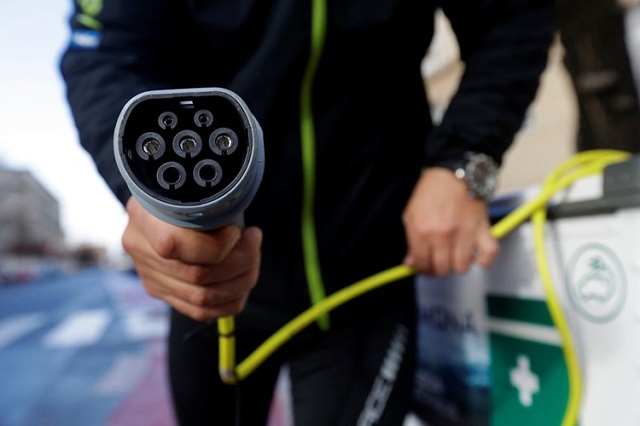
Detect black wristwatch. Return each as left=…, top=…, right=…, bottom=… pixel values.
left=437, top=152, right=498, bottom=201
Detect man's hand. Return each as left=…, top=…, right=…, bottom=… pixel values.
left=122, top=197, right=262, bottom=322
left=402, top=168, right=499, bottom=276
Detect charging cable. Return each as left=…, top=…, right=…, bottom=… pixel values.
left=218, top=149, right=631, bottom=426
left=111, top=87, right=631, bottom=421
left=529, top=149, right=630, bottom=426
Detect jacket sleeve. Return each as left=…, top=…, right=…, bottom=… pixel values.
left=59, top=0, right=187, bottom=205
left=425, top=0, right=556, bottom=167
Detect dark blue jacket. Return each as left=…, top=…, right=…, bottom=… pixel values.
left=60, top=0, right=555, bottom=320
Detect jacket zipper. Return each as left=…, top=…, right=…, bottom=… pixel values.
left=300, top=0, right=329, bottom=330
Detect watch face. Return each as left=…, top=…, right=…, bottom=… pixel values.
left=465, top=153, right=498, bottom=200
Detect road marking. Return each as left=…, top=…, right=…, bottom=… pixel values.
left=123, top=308, right=169, bottom=340
left=0, top=313, right=46, bottom=349
left=43, top=309, right=111, bottom=348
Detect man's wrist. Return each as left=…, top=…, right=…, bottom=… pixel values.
left=429, top=152, right=498, bottom=201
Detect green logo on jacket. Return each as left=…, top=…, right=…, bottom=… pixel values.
left=76, top=0, right=103, bottom=30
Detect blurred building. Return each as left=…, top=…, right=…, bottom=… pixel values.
left=0, top=167, right=65, bottom=258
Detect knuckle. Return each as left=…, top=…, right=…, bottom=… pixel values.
left=153, top=234, right=178, bottom=259
left=482, top=242, right=500, bottom=258
left=189, top=288, right=212, bottom=308
left=454, top=261, right=470, bottom=275
left=415, top=221, right=455, bottom=240
left=183, top=265, right=208, bottom=285
left=190, top=288, right=217, bottom=308
left=121, top=233, right=130, bottom=251
left=121, top=230, right=136, bottom=255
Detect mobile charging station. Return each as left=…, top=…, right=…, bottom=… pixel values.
left=413, top=154, right=640, bottom=425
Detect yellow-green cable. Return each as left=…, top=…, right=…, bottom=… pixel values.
left=219, top=0, right=330, bottom=384
left=218, top=316, right=236, bottom=383
left=229, top=151, right=629, bottom=382
left=530, top=150, right=630, bottom=426
left=300, top=0, right=330, bottom=330
left=495, top=150, right=628, bottom=423
left=490, top=149, right=630, bottom=239
left=219, top=147, right=632, bottom=419
left=532, top=202, right=581, bottom=426
left=234, top=264, right=415, bottom=381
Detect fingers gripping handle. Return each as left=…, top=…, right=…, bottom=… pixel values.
left=114, top=88, right=264, bottom=384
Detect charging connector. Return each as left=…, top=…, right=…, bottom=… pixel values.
left=114, top=87, right=264, bottom=229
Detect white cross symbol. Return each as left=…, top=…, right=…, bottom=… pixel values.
left=509, top=354, right=540, bottom=407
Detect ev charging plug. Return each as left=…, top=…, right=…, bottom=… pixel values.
left=114, top=87, right=264, bottom=230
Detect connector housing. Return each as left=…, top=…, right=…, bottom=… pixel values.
left=114, top=88, right=264, bottom=229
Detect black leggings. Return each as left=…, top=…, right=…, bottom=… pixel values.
left=168, top=288, right=416, bottom=426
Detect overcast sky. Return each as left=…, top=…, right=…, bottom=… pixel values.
left=0, top=1, right=128, bottom=255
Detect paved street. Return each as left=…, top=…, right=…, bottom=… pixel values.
left=0, top=267, right=298, bottom=426
left=0, top=268, right=175, bottom=426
